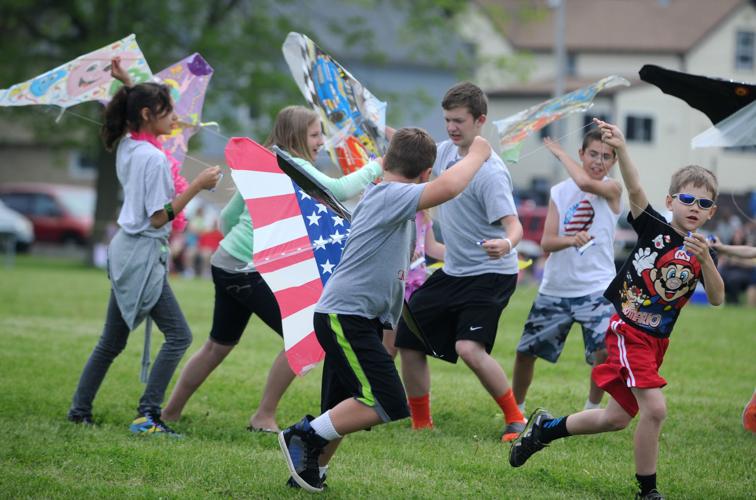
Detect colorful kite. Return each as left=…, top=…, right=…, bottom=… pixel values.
left=0, top=34, right=152, bottom=114
left=152, top=53, right=214, bottom=165
left=494, top=75, right=630, bottom=162
left=282, top=32, right=388, bottom=175
left=225, top=137, right=352, bottom=375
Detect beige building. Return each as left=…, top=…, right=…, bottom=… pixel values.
left=462, top=0, right=756, bottom=208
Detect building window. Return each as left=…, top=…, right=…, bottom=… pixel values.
left=583, top=112, right=610, bottom=130
left=68, top=151, right=97, bottom=181
left=566, top=53, right=577, bottom=76
left=735, top=30, right=755, bottom=70
left=625, top=115, right=654, bottom=143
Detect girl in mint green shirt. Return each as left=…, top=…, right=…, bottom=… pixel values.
left=162, top=106, right=381, bottom=431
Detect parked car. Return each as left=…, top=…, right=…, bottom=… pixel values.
left=0, top=183, right=95, bottom=246
left=0, top=199, right=34, bottom=252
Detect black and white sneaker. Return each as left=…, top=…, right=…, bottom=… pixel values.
left=508, top=408, right=553, bottom=467
left=636, top=489, right=665, bottom=500
left=278, top=415, right=329, bottom=492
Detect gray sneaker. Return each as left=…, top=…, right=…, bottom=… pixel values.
left=508, top=408, right=553, bottom=467
left=501, top=420, right=527, bottom=442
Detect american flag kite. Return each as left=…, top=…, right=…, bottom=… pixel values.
left=225, top=137, right=350, bottom=375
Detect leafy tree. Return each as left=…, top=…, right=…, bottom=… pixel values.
left=0, top=0, right=469, bottom=263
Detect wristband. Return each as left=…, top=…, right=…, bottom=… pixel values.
left=503, top=237, right=513, bottom=254
left=164, top=202, right=175, bottom=221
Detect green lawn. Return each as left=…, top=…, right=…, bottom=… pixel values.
left=0, top=256, right=753, bottom=498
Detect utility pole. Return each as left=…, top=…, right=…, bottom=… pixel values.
left=549, top=0, right=566, bottom=183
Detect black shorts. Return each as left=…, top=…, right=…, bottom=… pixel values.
left=209, top=266, right=282, bottom=345
left=314, top=312, right=409, bottom=423
left=395, top=270, right=517, bottom=363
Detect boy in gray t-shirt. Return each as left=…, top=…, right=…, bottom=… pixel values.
left=278, top=128, right=492, bottom=492
left=394, top=81, right=527, bottom=442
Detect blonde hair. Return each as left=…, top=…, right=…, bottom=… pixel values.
left=669, top=165, right=718, bottom=200
left=264, top=105, right=320, bottom=163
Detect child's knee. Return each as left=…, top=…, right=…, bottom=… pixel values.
left=642, top=401, right=667, bottom=424
left=605, top=411, right=632, bottom=431
left=455, top=340, right=484, bottom=366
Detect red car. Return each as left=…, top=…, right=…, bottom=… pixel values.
left=518, top=203, right=548, bottom=245
left=0, top=183, right=95, bottom=245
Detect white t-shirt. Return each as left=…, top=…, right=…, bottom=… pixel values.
left=539, top=178, right=620, bottom=297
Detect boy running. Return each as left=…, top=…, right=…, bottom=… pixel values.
left=278, top=128, right=492, bottom=492
left=509, top=119, right=724, bottom=500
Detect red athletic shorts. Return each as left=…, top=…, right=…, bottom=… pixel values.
left=591, top=314, right=669, bottom=417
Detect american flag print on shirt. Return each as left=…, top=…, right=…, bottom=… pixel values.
left=563, top=198, right=595, bottom=235
left=225, top=137, right=350, bottom=375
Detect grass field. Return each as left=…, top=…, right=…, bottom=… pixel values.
left=0, top=256, right=753, bottom=498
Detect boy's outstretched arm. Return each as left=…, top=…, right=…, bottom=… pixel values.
left=543, top=137, right=622, bottom=210
left=594, top=119, right=647, bottom=218
left=418, top=136, right=491, bottom=210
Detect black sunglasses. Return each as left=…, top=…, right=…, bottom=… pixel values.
left=672, top=193, right=715, bottom=209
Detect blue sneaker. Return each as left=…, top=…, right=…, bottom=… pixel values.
left=278, top=415, right=329, bottom=492
left=130, top=413, right=181, bottom=437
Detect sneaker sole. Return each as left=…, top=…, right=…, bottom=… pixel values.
left=277, top=431, right=323, bottom=493
left=508, top=408, right=547, bottom=467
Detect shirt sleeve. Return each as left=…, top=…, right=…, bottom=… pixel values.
left=219, top=191, right=245, bottom=236
left=294, top=157, right=382, bottom=201
left=628, top=203, right=661, bottom=235
left=142, top=153, right=173, bottom=218
left=476, top=164, right=518, bottom=224
left=381, top=183, right=425, bottom=225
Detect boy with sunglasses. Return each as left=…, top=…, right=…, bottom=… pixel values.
left=509, top=119, right=724, bottom=500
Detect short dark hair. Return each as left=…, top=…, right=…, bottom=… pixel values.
left=669, top=165, right=718, bottom=200
left=442, top=81, right=487, bottom=119
left=383, top=127, right=437, bottom=179
left=581, top=129, right=616, bottom=157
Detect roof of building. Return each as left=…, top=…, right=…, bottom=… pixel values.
left=486, top=76, right=644, bottom=97
left=477, top=0, right=747, bottom=53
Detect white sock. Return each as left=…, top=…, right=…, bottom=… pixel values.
left=518, top=402, right=526, bottom=414
left=584, top=400, right=601, bottom=410
left=319, top=465, right=328, bottom=479
left=310, top=411, right=341, bottom=441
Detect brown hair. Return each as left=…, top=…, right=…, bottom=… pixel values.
left=581, top=128, right=616, bottom=157
left=669, top=165, right=718, bottom=200
left=264, top=105, right=320, bottom=163
left=442, top=81, right=487, bottom=119
left=101, top=82, right=173, bottom=151
left=383, top=127, right=437, bottom=178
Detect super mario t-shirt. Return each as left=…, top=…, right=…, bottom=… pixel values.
left=604, top=204, right=711, bottom=338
